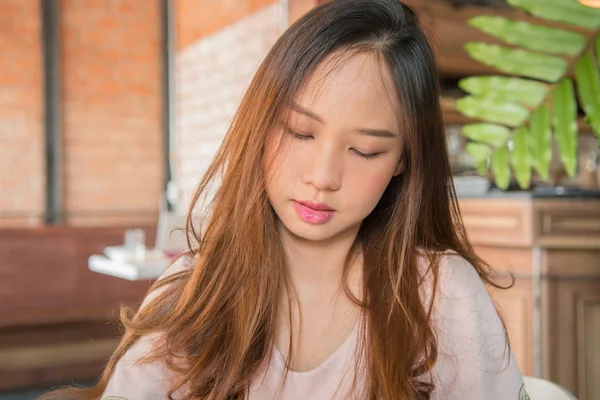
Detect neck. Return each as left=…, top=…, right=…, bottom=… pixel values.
left=278, top=222, right=362, bottom=298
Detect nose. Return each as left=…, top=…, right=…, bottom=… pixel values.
left=302, top=142, right=342, bottom=192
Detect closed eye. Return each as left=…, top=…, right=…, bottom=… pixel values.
left=286, top=128, right=313, bottom=140
left=287, top=127, right=381, bottom=159
left=351, top=149, right=382, bottom=159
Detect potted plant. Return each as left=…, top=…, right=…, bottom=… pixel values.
left=455, top=0, right=600, bottom=189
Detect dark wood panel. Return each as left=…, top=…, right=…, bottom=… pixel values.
left=0, top=320, right=121, bottom=349
left=0, top=226, right=160, bottom=390
left=0, top=360, right=105, bottom=392
left=0, top=226, right=156, bottom=327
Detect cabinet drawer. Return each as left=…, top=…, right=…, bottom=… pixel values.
left=534, top=200, right=600, bottom=249
left=459, top=198, right=533, bottom=248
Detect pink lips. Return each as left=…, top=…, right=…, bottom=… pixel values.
left=293, top=201, right=335, bottom=224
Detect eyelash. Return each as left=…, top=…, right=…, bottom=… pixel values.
left=286, top=128, right=312, bottom=141
left=285, top=128, right=382, bottom=160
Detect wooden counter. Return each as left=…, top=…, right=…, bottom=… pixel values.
left=459, top=196, right=600, bottom=400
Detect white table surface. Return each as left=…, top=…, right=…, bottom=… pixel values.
left=88, top=254, right=170, bottom=281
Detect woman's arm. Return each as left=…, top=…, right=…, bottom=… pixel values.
left=429, top=254, right=529, bottom=400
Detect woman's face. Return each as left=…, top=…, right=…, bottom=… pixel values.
left=264, top=52, right=404, bottom=243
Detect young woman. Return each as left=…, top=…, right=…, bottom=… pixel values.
left=41, top=0, right=528, bottom=399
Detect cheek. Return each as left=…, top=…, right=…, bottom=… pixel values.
left=263, top=136, right=299, bottom=193
left=346, top=165, right=396, bottom=211
left=263, top=134, right=280, bottom=170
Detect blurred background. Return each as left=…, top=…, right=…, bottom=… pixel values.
left=0, top=0, right=598, bottom=399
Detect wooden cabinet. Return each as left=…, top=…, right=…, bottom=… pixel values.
left=460, top=196, right=600, bottom=400
left=545, top=277, right=600, bottom=400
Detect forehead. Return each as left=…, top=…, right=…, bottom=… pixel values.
left=294, top=51, right=400, bottom=129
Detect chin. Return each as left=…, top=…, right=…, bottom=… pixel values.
left=293, top=226, right=340, bottom=242
left=279, top=214, right=360, bottom=244
left=279, top=219, right=334, bottom=242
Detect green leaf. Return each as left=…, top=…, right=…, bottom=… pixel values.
left=466, top=142, right=491, bottom=176
left=491, top=147, right=511, bottom=190
left=529, top=104, right=552, bottom=180
left=511, top=127, right=532, bottom=189
left=458, top=76, right=548, bottom=107
left=596, top=36, right=600, bottom=68
left=596, top=35, right=600, bottom=138
left=468, top=16, right=586, bottom=55
left=552, top=78, right=578, bottom=177
left=575, top=51, right=600, bottom=138
left=462, top=123, right=511, bottom=148
left=507, top=0, right=600, bottom=29
left=455, top=95, right=530, bottom=127
left=465, top=43, right=568, bottom=82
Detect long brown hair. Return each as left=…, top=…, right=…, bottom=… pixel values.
left=40, top=1, right=511, bottom=399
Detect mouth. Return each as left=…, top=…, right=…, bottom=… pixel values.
left=293, top=200, right=336, bottom=224
left=295, top=200, right=335, bottom=212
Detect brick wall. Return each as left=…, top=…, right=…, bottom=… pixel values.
left=176, top=0, right=281, bottom=51
left=61, top=0, right=163, bottom=226
left=0, top=0, right=313, bottom=228
left=175, top=0, right=286, bottom=212
left=0, top=0, right=45, bottom=227
left=289, top=0, right=318, bottom=24
left=0, top=0, right=164, bottom=227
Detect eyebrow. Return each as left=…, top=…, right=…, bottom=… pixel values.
left=291, top=102, right=397, bottom=138
left=354, top=128, right=396, bottom=138
left=291, top=103, right=323, bottom=123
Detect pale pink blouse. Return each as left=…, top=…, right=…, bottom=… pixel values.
left=101, top=253, right=529, bottom=400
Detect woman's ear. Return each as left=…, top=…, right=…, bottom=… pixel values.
left=393, top=158, right=405, bottom=177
